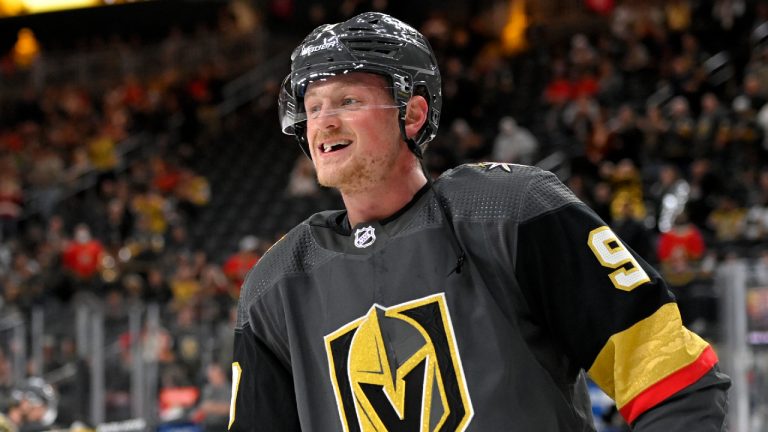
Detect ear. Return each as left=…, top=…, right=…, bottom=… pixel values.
left=404, top=95, right=428, bottom=140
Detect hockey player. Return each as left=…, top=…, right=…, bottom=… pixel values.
left=230, top=12, right=730, bottom=431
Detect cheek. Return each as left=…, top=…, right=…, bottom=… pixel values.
left=305, top=123, right=318, bottom=144
left=361, top=113, right=400, bottom=145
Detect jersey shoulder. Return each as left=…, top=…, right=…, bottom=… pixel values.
left=236, top=216, right=335, bottom=326
left=436, top=162, right=580, bottom=223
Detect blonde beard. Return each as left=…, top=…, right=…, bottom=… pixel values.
left=316, top=148, right=400, bottom=195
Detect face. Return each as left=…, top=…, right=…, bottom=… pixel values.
left=303, top=72, right=404, bottom=194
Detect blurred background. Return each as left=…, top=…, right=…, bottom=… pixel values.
left=0, top=0, right=766, bottom=430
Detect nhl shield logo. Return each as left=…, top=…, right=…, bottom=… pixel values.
left=354, top=226, right=376, bottom=248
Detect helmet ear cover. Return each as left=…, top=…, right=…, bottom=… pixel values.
left=279, top=12, right=442, bottom=159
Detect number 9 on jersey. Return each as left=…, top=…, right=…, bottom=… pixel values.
left=587, top=226, right=651, bottom=291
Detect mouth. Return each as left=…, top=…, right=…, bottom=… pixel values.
left=318, top=139, right=352, bottom=154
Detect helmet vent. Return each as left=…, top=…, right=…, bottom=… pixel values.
left=347, top=40, right=401, bottom=57
left=345, top=18, right=380, bottom=31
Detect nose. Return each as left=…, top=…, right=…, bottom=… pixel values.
left=309, top=107, right=342, bottom=130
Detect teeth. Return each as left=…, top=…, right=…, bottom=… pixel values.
left=322, top=141, right=351, bottom=153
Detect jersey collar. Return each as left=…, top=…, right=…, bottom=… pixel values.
left=308, top=183, right=432, bottom=254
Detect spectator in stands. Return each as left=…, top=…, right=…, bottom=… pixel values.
left=26, top=144, right=65, bottom=222
left=192, top=362, right=230, bottom=431
left=144, top=266, right=173, bottom=304
left=286, top=156, right=320, bottom=197
left=606, top=104, right=643, bottom=163
left=61, top=224, right=104, bottom=289
left=753, top=248, right=768, bottom=286
left=734, top=74, right=768, bottom=113
left=131, top=184, right=170, bottom=237
left=105, top=336, right=133, bottom=421
left=605, top=159, right=646, bottom=223
left=155, top=229, right=188, bottom=280
left=677, top=33, right=709, bottom=79
left=44, top=215, right=66, bottom=253
left=169, top=304, right=204, bottom=384
left=668, top=53, right=703, bottom=107
left=686, top=158, right=722, bottom=229
left=618, top=35, right=653, bottom=100
left=198, top=263, right=230, bottom=322
left=174, top=168, right=211, bottom=223
left=729, top=94, right=766, bottom=170
left=86, top=124, right=120, bottom=182
left=491, top=116, right=539, bottom=165
left=637, top=104, right=669, bottom=166
left=590, top=180, right=614, bottom=224
left=649, top=164, right=690, bottom=233
left=569, top=33, right=599, bottom=73
left=0, top=168, right=23, bottom=243
left=658, top=211, right=706, bottom=263
left=222, top=235, right=261, bottom=296
left=49, top=337, right=89, bottom=425
left=657, top=211, right=706, bottom=288
left=543, top=58, right=573, bottom=106
left=446, top=118, right=486, bottom=162
left=562, top=95, right=601, bottom=150
left=4, top=248, right=45, bottom=312
left=169, top=258, right=201, bottom=308
left=151, top=156, right=182, bottom=196
left=746, top=169, right=768, bottom=243
left=0, top=350, right=13, bottom=411
left=693, top=92, right=729, bottom=159
left=707, top=193, right=748, bottom=244
left=664, top=0, right=693, bottom=39
left=663, top=96, right=695, bottom=170
left=758, top=97, right=768, bottom=150
left=98, top=198, right=134, bottom=252
left=596, top=57, right=625, bottom=107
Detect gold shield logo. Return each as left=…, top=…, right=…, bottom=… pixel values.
left=324, top=293, right=473, bottom=431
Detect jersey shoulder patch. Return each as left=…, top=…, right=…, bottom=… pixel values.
left=435, top=163, right=579, bottom=222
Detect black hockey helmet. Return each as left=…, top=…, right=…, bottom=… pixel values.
left=279, top=12, right=442, bottom=159
left=11, top=377, right=58, bottom=426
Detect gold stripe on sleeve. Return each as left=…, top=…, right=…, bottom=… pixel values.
left=587, top=302, right=710, bottom=409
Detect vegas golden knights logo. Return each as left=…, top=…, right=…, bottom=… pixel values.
left=324, top=293, right=473, bottom=431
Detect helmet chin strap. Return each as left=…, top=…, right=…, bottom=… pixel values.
left=399, top=111, right=465, bottom=275
left=406, top=137, right=423, bottom=159
left=398, top=107, right=423, bottom=159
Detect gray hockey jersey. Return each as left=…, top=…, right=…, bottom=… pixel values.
left=230, top=163, right=729, bottom=431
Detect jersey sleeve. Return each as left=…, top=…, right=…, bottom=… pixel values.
left=229, top=247, right=302, bottom=432
left=513, top=169, right=729, bottom=427
left=229, top=323, right=301, bottom=431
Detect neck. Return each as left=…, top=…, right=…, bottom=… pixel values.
left=342, top=163, right=427, bottom=226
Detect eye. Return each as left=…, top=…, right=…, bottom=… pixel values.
left=306, top=104, right=322, bottom=117
left=342, top=97, right=360, bottom=106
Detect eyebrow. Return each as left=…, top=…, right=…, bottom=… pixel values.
left=304, top=83, right=362, bottom=99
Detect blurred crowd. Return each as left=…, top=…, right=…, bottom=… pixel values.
left=1, top=0, right=768, bottom=430
left=421, top=0, right=768, bottom=343
left=0, top=1, right=273, bottom=430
